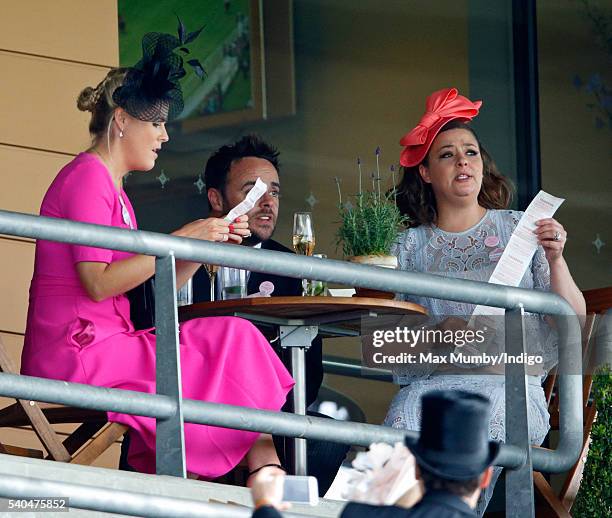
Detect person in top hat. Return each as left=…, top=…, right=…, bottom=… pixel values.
left=250, top=389, right=499, bottom=517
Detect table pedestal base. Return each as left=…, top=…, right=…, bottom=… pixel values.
left=280, top=325, right=318, bottom=476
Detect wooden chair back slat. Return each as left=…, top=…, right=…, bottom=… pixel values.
left=0, top=337, right=72, bottom=461
left=559, top=404, right=598, bottom=508
left=534, top=286, right=612, bottom=516
left=0, top=336, right=126, bottom=466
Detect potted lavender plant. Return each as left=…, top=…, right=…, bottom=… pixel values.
left=335, top=148, right=409, bottom=298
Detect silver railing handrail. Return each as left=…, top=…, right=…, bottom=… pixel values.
left=0, top=471, right=308, bottom=518
left=0, top=209, right=583, bottom=510
left=0, top=209, right=581, bottom=318
left=0, top=208, right=583, bottom=470
left=0, top=367, right=525, bottom=466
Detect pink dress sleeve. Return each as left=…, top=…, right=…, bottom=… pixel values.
left=59, top=162, right=117, bottom=265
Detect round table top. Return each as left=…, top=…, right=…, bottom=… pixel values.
left=179, top=296, right=427, bottom=334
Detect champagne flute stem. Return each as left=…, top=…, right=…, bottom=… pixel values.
left=209, top=272, right=217, bottom=302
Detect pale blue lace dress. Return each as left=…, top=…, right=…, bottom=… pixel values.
left=384, top=209, right=555, bottom=515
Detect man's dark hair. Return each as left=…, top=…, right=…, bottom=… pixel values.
left=204, top=134, right=280, bottom=209
left=419, top=465, right=481, bottom=497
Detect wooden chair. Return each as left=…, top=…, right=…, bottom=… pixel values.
left=534, top=287, right=612, bottom=517
left=0, top=335, right=127, bottom=466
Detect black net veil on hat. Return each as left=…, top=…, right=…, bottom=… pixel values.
left=113, top=32, right=187, bottom=122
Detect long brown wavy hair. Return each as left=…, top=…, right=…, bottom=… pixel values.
left=396, top=120, right=513, bottom=227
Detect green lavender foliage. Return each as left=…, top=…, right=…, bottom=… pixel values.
left=573, top=365, right=612, bottom=517
left=336, top=191, right=408, bottom=257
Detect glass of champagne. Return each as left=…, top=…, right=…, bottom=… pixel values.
left=292, top=212, right=315, bottom=295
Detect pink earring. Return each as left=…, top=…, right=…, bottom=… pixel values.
left=119, top=129, right=124, bottom=138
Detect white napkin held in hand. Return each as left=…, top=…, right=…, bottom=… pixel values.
left=342, top=442, right=417, bottom=505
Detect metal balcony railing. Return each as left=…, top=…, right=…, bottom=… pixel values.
left=0, top=209, right=583, bottom=517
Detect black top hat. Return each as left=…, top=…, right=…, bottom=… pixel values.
left=405, top=390, right=500, bottom=481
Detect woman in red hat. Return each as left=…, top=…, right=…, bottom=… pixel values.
left=385, top=88, right=585, bottom=514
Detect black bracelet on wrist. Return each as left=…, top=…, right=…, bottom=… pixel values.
left=247, top=463, right=286, bottom=478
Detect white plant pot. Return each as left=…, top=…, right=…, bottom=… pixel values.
left=347, top=255, right=398, bottom=269
left=347, top=255, right=398, bottom=298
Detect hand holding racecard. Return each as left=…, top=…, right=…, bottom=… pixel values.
left=224, top=177, right=268, bottom=222
left=469, top=190, right=565, bottom=324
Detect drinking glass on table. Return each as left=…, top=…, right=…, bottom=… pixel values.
left=292, top=212, right=315, bottom=295
left=218, top=267, right=247, bottom=300
left=176, top=277, right=193, bottom=307
left=303, top=253, right=328, bottom=296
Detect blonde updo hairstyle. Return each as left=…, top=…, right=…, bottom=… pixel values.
left=77, top=68, right=128, bottom=141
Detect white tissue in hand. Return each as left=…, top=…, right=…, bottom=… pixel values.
left=342, top=442, right=417, bottom=505
left=351, top=443, right=394, bottom=471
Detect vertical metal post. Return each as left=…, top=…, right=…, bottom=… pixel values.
left=290, top=347, right=307, bottom=476
left=279, top=325, right=318, bottom=476
left=154, top=254, right=186, bottom=477
left=505, top=306, right=534, bottom=517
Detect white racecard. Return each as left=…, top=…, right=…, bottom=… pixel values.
left=224, top=177, right=268, bottom=222
left=470, top=190, right=565, bottom=322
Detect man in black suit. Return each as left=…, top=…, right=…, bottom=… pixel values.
left=192, top=134, right=322, bottom=406
left=193, top=135, right=349, bottom=494
left=252, top=390, right=498, bottom=517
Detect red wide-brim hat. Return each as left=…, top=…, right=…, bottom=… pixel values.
left=399, top=88, right=482, bottom=168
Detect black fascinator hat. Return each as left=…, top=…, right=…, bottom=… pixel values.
left=113, top=19, right=205, bottom=122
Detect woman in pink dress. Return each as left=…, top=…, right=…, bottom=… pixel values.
left=21, top=31, right=294, bottom=480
